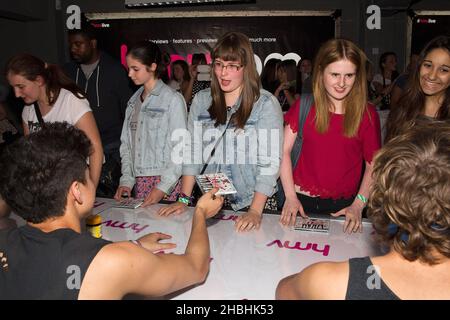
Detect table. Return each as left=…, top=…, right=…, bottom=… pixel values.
left=92, top=198, right=382, bottom=300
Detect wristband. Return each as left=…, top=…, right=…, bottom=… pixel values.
left=130, top=239, right=143, bottom=247
left=177, top=192, right=192, bottom=205
left=356, top=194, right=367, bottom=204
left=178, top=197, right=189, bottom=205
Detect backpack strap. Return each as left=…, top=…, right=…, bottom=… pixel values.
left=276, top=94, right=313, bottom=209
left=33, top=102, right=45, bottom=128
left=291, top=93, right=313, bottom=168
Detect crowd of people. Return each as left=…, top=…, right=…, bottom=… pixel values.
left=0, top=26, right=449, bottom=300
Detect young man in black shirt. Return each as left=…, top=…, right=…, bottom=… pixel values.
left=0, top=122, right=223, bottom=299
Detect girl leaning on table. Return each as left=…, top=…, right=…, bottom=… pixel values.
left=158, top=31, right=284, bottom=232
left=114, top=41, right=187, bottom=207
left=279, top=38, right=381, bottom=233
left=6, top=53, right=103, bottom=187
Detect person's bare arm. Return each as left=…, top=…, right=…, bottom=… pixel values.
left=75, top=112, right=104, bottom=188
left=331, top=161, right=373, bottom=233
left=279, top=125, right=307, bottom=226
left=79, top=189, right=223, bottom=299
left=234, top=192, right=267, bottom=232
left=158, top=175, right=196, bottom=216
left=276, top=262, right=349, bottom=300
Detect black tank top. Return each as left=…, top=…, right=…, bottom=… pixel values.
left=0, top=224, right=110, bottom=299
left=345, top=256, right=400, bottom=300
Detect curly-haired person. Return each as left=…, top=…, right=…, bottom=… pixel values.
left=0, top=122, right=224, bottom=299
left=276, top=119, right=450, bottom=300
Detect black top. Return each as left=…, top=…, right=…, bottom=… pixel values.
left=345, top=256, right=400, bottom=300
left=0, top=224, right=110, bottom=300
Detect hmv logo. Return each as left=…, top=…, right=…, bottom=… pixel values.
left=102, top=220, right=149, bottom=234
left=267, top=240, right=330, bottom=257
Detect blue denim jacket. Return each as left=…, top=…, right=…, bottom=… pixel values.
left=119, top=80, right=187, bottom=194
left=183, top=88, right=283, bottom=211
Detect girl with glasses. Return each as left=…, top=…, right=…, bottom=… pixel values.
left=158, top=31, right=284, bottom=232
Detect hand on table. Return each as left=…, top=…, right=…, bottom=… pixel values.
left=235, top=208, right=262, bottom=232
left=114, top=186, right=132, bottom=202
left=141, top=188, right=166, bottom=208
left=280, top=196, right=308, bottom=226
left=158, top=201, right=188, bottom=216
left=331, top=203, right=363, bottom=234
left=138, top=232, right=176, bottom=253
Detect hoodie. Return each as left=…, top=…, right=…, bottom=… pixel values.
left=63, top=51, right=134, bottom=150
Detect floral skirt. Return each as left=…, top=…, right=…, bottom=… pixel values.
left=135, top=176, right=181, bottom=201
left=222, top=193, right=278, bottom=211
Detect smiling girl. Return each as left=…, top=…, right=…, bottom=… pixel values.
left=279, top=39, right=381, bottom=233
left=385, top=35, right=450, bottom=143
left=114, top=41, right=187, bottom=207
left=6, top=53, right=103, bottom=187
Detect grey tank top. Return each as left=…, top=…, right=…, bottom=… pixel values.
left=345, top=256, right=400, bottom=300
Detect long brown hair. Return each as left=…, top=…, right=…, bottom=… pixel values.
left=385, top=35, right=450, bottom=143
left=6, top=53, right=86, bottom=105
left=209, top=32, right=261, bottom=129
left=312, top=39, right=368, bottom=137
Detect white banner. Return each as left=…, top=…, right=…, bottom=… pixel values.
left=92, top=198, right=382, bottom=300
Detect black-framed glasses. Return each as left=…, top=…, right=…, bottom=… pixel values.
left=213, top=60, right=244, bottom=73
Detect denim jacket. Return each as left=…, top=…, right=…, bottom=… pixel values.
left=183, top=88, right=283, bottom=211
left=119, top=80, right=187, bottom=194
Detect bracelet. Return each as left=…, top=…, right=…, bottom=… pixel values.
left=356, top=194, right=368, bottom=204
left=130, top=239, right=143, bottom=247
left=177, top=192, right=191, bottom=205
left=178, top=197, right=190, bottom=205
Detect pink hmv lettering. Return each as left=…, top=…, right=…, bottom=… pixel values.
left=212, top=213, right=239, bottom=221
left=102, top=219, right=149, bottom=234
left=266, top=240, right=330, bottom=257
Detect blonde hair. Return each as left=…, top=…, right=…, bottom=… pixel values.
left=312, top=39, right=368, bottom=137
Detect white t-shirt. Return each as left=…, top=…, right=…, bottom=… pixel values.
left=371, top=73, right=392, bottom=91
left=22, top=88, right=91, bottom=133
